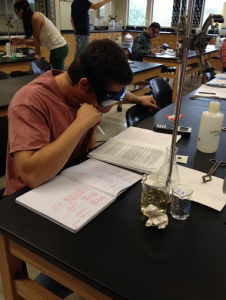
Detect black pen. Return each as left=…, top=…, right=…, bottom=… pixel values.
left=198, top=92, right=216, bottom=95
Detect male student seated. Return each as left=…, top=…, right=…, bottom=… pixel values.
left=132, top=22, right=164, bottom=61
left=4, top=39, right=157, bottom=197
left=4, top=38, right=157, bottom=299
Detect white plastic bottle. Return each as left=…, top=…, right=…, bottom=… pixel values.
left=124, top=33, right=133, bottom=46
left=197, top=102, right=224, bottom=153
left=215, top=36, right=221, bottom=47
left=5, top=42, right=11, bottom=57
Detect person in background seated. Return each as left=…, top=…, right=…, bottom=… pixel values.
left=132, top=22, right=164, bottom=61
left=71, top=0, right=112, bottom=58
left=219, top=38, right=226, bottom=72
left=5, top=38, right=156, bottom=299
left=12, top=0, right=68, bottom=70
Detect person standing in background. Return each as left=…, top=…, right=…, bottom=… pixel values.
left=132, top=22, right=164, bottom=61
left=71, top=0, right=112, bottom=58
left=219, top=38, right=226, bottom=72
left=12, top=0, right=69, bottom=70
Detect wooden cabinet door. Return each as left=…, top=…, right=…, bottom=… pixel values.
left=65, top=41, right=75, bottom=68
left=40, top=46, right=50, bottom=62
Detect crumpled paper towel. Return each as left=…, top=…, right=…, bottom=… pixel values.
left=145, top=204, right=168, bottom=229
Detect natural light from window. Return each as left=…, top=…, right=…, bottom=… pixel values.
left=152, top=0, right=174, bottom=27
left=128, top=0, right=147, bottom=26
left=202, top=0, right=224, bottom=25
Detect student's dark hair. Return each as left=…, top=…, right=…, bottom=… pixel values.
left=149, top=22, right=161, bottom=30
left=67, top=39, right=133, bottom=95
left=14, top=0, right=34, bottom=38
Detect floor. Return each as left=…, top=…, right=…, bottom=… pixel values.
left=0, top=71, right=217, bottom=299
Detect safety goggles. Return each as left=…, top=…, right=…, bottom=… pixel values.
left=96, top=86, right=127, bottom=108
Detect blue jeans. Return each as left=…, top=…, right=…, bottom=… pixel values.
left=74, top=35, right=90, bottom=58
left=35, top=272, right=73, bottom=299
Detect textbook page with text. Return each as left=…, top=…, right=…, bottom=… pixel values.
left=89, top=138, right=166, bottom=173
left=89, top=127, right=181, bottom=173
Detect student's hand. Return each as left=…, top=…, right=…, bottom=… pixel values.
left=139, top=95, right=157, bottom=110
left=158, top=48, right=165, bottom=53
left=151, top=48, right=165, bottom=55
left=76, top=103, right=102, bottom=130
left=11, top=37, right=22, bottom=44
left=151, top=48, right=159, bottom=55
left=34, top=54, right=42, bottom=60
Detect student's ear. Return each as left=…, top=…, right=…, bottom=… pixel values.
left=79, top=78, right=93, bottom=93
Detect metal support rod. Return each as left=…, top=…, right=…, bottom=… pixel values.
left=167, top=0, right=195, bottom=181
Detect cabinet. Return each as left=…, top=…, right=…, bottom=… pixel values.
left=62, top=34, right=76, bottom=68
left=152, top=35, right=165, bottom=48
left=0, top=45, right=6, bottom=53
left=152, top=33, right=180, bottom=50
left=40, top=46, right=50, bottom=61
left=121, top=32, right=180, bottom=50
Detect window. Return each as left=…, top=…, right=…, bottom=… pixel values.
left=152, top=0, right=174, bottom=27
left=202, top=0, right=224, bottom=25
left=128, top=0, right=147, bottom=26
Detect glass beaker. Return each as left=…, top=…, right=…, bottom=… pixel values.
left=158, top=146, right=180, bottom=184
left=141, top=172, right=175, bottom=216
left=170, top=184, right=193, bottom=220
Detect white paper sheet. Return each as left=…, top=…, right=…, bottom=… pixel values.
left=206, top=78, right=226, bottom=87
left=116, top=127, right=181, bottom=147
left=178, top=165, right=226, bottom=211
left=194, top=84, right=226, bottom=99
left=215, top=73, right=226, bottom=78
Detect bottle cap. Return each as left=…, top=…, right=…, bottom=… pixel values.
left=209, top=101, right=220, bottom=113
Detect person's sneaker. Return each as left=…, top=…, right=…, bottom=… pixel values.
left=64, top=293, right=86, bottom=300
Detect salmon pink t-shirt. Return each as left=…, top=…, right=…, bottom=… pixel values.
left=4, top=70, right=109, bottom=196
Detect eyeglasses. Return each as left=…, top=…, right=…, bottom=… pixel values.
left=152, top=28, right=160, bottom=38
left=97, top=86, right=127, bottom=108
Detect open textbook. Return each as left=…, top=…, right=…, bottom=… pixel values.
left=16, top=159, right=141, bottom=233
left=89, top=127, right=181, bottom=173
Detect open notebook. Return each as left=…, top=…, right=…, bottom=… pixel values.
left=16, top=159, right=141, bottom=233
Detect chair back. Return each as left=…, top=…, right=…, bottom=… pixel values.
left=30, top=60, right=53, bottom=75
left=16, top=47, right=36, bottom=55
left=149, top=78, right=172, bottom=109
left=0, top=71, right=10, bottom=80
left=126, top=104, right=160, bottom=127
left=127, top=47, right=134, bottom=60
left=204, top=71, right=216, bottom=82
left=0, top=116, right=8, bottom=177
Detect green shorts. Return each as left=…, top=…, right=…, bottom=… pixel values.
left=50, top=44, right=69, bottom=70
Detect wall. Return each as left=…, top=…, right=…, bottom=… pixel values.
left=115, top=0, right=127, bottom=27
left=0, top=0, right=24, bottom=33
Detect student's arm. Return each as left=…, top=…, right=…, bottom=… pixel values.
left=220, top=43, right=226, bottom=67
left=70, top=17, right=76, bottom=32
left=121, top=91, right=157, bottom=108
left=11, top=37, right=34, bottom=46
left=31, top=13, right=44, bottom=59
left=90, top=0, right=112, bottom=10
left=14, top=104, right=101, bottom=189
